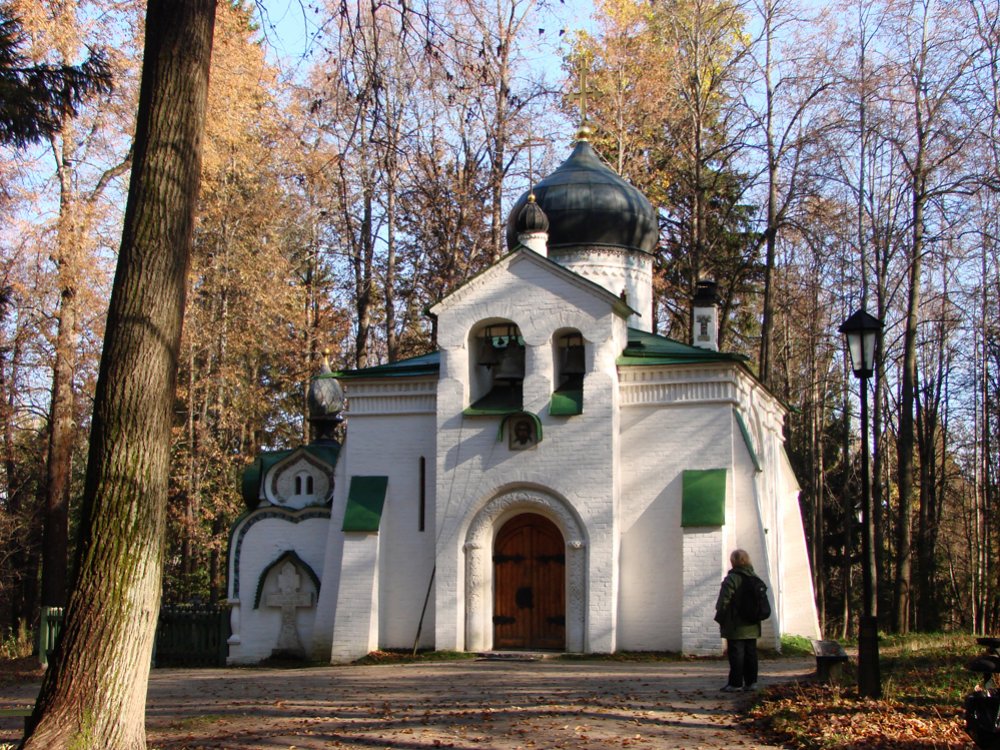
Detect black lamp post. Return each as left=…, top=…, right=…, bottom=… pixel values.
left=839, top=308, right=883, bottom=699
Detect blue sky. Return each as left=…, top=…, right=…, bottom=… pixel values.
left=255, top=0, right=597, bottom=81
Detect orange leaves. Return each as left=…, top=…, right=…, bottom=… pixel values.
left=749, top=681, right=970, bottom=749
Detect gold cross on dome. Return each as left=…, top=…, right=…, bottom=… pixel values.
left=570, top=59, right=596, bottom=126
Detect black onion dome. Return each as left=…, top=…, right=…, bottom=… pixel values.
left=505, top=140, right=658, bottom=254
left=514, top=194, right=549, bottom=234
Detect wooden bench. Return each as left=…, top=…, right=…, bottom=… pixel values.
left=811, top=639, right=849, bottom=683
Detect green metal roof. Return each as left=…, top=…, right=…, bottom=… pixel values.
left=331, top=328, right=744, bottom=383
left=734, top=408, right=762, bottom=472
left=241, top=442, right=341, bottom=509
left=617, top=328, right=747, bottom=366
left=334, top=351, right=441, bottom=380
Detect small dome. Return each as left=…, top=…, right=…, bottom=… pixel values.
left=514, top=194, right=549, bottom=235
left=308, top=358, right=344, bottom=419
left=505, top=139, right=658, bottom=254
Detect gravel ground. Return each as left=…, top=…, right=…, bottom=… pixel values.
left=0, top=655, right=815, bottom=749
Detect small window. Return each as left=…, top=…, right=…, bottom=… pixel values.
left=294, top=471, right=313, bottom=498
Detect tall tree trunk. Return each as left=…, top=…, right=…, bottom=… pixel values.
left=0, top=333, right=32, bottom=628
left=22, top=0, right=215, bottom=746
left=758, top=0, right=777, bottom=387
left=41, top=120, right=82, bottom=611
left=41, top=282, right=75, bottom=609
left=894, top=178, right=923, bottom=635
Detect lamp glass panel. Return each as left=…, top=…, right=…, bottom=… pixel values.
left=862, top=331, right=877, bottom=372
left=846, top=331, right=864, bottom=375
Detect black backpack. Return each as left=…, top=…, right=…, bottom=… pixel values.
left=735, top=571, right=771, bottom=623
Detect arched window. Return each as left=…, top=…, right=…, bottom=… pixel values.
left=293, top=471, right=314, bottom=498
left=467, top=322, right=525, bottom=413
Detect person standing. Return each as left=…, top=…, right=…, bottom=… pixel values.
left=715, top=549, right=761, bottom=692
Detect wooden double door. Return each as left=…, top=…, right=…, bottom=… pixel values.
left=493, top=513, right=566, bottom=650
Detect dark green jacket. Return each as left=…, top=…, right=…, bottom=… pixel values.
left=715, top=565, right=763, bottom=640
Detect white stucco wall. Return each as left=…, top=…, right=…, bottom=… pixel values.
left=617, top=393, right=733, bottom=652
left=431, top=251, right=630, bottom=653
left=240, top=250, right=819, bottom=664
left=226, top=511, right=330, bottom=664
left=548, top=247, right=654, bottom=332
left=311, top=383, right=438, bottom=660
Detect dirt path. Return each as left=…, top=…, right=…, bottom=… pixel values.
left=1, top=656, right=814, bottom=749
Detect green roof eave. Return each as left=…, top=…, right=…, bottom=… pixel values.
left=334, top=351, right=440, bottom=380
left=734, top=408, right=763, bottom=473
left=256, top=443, right=340, bottom=474
left=617, top=327, right=747, bottom=367
left=242, top=443, right=341, bottom=510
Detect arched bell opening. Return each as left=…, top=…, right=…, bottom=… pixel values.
left=469, top=321, right=525, bottom=412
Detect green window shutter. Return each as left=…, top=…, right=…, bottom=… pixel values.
left=343, top=476, right=388, bottom=532
left=681, top=469, right=726, bottom=527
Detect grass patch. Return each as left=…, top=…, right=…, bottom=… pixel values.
left=748, top=632, right=975, bottom=748
left=779, top=634, right=814, bottom=657
left=0, top=623, right=32, bottom=661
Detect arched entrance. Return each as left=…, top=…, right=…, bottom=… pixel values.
left=493, top=513, right=565, bottom=650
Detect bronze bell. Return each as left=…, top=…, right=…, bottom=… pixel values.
left=477, top=331, right=501, bottom=368
left=494, top=338, right=525, bottom=382
left=560, top=333, right=585, bottom=375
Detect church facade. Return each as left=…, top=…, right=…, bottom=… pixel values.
left=225, top=133, right=820, bottom=664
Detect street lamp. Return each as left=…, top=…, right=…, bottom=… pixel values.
left=839, top=308, right=883, bottom=699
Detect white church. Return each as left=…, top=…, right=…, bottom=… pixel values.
left=225, top=130, right=821, bottom=664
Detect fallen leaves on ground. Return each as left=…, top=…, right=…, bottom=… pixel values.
left=747, top=681, right=971, bottom=749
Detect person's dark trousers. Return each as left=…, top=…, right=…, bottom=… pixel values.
left=726, top=638, right=759, bottom=687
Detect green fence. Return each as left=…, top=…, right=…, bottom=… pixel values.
left=37, top=606, right=63, bottom=668
left=38, top=604, right=230, bottom=668
left=154, top=605, right=230, bottom=667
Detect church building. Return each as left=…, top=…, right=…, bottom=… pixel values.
left=225, top=130, right=820, bottom=664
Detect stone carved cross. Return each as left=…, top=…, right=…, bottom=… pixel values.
left=266, top=561, right=313, bottom=657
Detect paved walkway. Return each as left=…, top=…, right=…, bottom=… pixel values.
left=1, top=656, right=814, bottom=749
